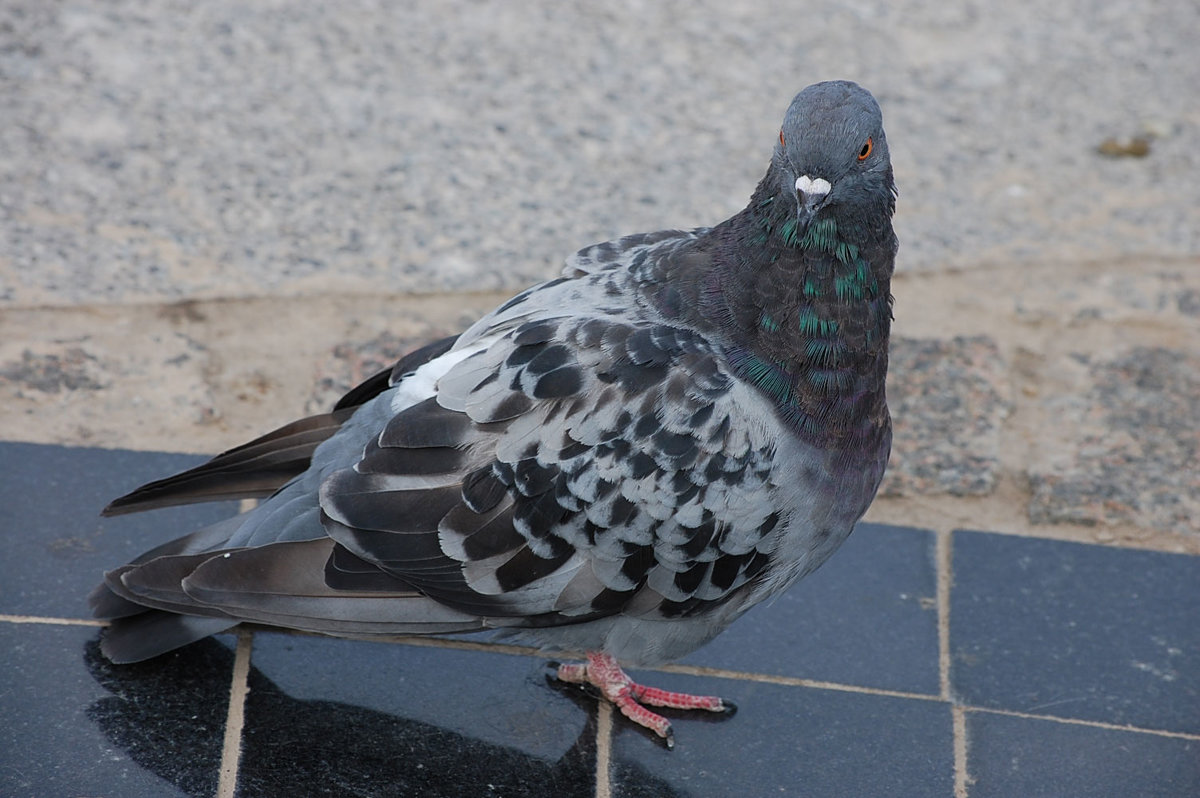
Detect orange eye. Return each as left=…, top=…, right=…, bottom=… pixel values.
left=779, top=129, right=785, bottom=147
left=858, top=137, right=873, bottom=160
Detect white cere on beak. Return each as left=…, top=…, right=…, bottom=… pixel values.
left=795, top=175, right=832, bottom=197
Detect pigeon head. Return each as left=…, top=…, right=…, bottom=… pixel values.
left=772, top=81, right=895, bottom=239
left=700, top=81, right=897, bottom=446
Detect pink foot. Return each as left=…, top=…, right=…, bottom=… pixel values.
left=553, top=652, right=734, bottom=747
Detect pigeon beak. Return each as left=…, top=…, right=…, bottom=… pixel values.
left=794, top=175, right=832, bottom=225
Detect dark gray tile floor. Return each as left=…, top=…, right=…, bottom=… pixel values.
left=240, top=632, right=598, bottom=797
left=951, top=530, right=1200, bottom=735
left=965, top=711, right=1198, bottom=798
left=1, top=442, right=1197, bottom=797
left=609, top=673, right=953, bottom=797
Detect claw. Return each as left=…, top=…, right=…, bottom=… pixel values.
left=551, top=652, right=732, bottom=745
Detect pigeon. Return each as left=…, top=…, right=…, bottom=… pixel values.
left=92, top=80, right=897, bottom=746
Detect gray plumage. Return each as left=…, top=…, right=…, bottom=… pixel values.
left=93, top=80, right=897, bottom=671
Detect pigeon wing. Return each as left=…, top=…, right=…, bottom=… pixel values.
left=318, top=264, right=790, bottom=629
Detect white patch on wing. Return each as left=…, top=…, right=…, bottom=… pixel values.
left=795, top=175, right=832, bottom=196
left=388, top=336, right=500, bottom=414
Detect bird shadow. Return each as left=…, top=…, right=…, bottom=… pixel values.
left=82, top=635, right=686, bottom=798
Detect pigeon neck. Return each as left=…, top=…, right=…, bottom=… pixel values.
left=704, top=176, right=895, bottom=448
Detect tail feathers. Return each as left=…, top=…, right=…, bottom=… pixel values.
left=116, top=549, right=255, bottom=615
left=100, top=612, right=239, bottom=664
left=101, top=335, right=461, bottom=518
left=180, top=538, right=487, bottom=634
left=102, top=410, right=352, bottom=516
left=89, top=578, right=148, bottom=620
left=93, top=536, right=487, bottom=662
left=91, top=514, right=252, bottom=621
left=99, top=599, right=481, bottom=664
left=124, top=514, right=251, bottom=568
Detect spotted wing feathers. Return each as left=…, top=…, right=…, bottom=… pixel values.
left=322, top=279, right=787, bottom=628
left=96, top=234, right=793, bottom=662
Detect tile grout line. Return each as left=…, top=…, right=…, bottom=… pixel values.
left=216, top=628, right=254, bottom=798
left=953, top=706, right=970, bottom=798
left=650, top=662, right=943, bottom=702
left=936, top=528, right=972, bottom=796
left=0, top=613, right=105, bottom=626
left=965, top=705, right=1200, bottom=742
left=936, top=528, right=953, bottom=700
left=595, top=702, right=613, bottom=798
